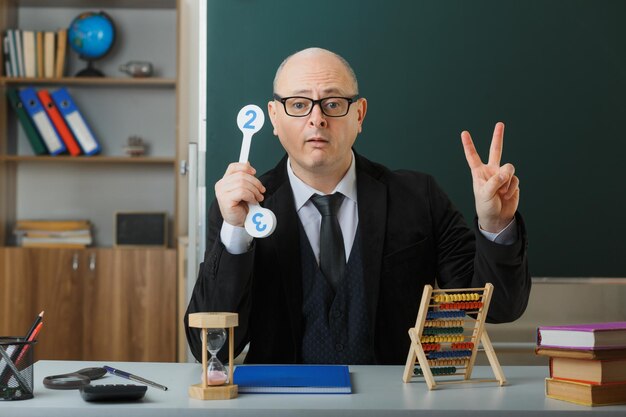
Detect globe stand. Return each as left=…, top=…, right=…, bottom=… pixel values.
left=188, top=312, right=238, bottom=400
left=76, top=59, right=104, bottom=77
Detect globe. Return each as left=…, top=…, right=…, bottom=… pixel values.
left=68, top=11, right=116, bottom=77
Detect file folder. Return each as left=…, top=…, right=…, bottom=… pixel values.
left=6, top=87, right=47, bottom=155
left=18, top=87, right=66, bottom=155
left=51, top=88, right=101, bottom=155
left=37, top=89, right=81, bottom=156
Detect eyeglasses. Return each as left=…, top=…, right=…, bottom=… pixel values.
left=273, top=94, right=359, bottom=117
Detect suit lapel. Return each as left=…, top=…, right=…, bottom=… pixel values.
left=263, top=161, right=303, bottom=348
left=355, top=154, right=387, bottom=335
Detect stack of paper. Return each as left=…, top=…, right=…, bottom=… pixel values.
left=14, top=219, right=92, bottom=248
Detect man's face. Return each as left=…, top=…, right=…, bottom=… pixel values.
left=268, top=52, right=367, bottom=179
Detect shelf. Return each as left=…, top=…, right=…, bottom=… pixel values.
left=0, top=77, right=176, bottom=87
left=18, top=0, right=175, bottom=8
left=0, top=155, right=175, bottom=164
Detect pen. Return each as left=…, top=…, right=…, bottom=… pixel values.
left=104, top=365, right=168, bottom=391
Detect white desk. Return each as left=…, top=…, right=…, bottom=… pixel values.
left=1, top=361, right=625, bottom=416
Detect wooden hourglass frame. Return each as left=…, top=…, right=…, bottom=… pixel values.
left=402, top=283, right=506, bottom=390
left=188, top=312, right=239, bottom=400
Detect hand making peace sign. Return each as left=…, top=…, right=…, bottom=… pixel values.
left=461, top=122, right=519, bottom=233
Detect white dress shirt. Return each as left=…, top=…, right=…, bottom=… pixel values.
left=220, top=152, right=516, bottom=258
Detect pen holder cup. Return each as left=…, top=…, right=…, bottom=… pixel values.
left=0, top=337, right=36, bottom=400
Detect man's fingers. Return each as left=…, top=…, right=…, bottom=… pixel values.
left=484, top=165, right=514, bottom=199
left=224, top=162, right=256, bottom=177
left=483, top=163, right=515, bottom=198
left=483, top=172, right=505, bottom=199
left=216, top=161, right=267, bottom=208
left=461, top=130, right=483, bottom=170
left=228, top=188, right=263, bottom=205
left=504, top=175, right=519, bottom=200
left=220, top=174, right=265, bottom=202
left=499, top=163, right=515, bottom=191
left=488, top=122, right=505, bottom=167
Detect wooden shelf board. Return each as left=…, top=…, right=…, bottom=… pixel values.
left=0, top=155, right=175, bottom=164
left=0, top=77, right=176, bottom=87
left=18, top=0, right=175, bottom=9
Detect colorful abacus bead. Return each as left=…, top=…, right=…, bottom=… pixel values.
left=422, top=343, right=441, bottom=352
left=415, top=366, right=454, bottom=376
left=427, top=350, right=472, bottom=359
left=451, top=342, right=474, bottom=350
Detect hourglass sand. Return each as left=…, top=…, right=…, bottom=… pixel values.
left=188, top=312, right=239, bottom=400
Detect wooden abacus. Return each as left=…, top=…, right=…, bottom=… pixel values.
left=188, top=312, right=239, bottom=400
left=402, top=283, right=506, bottom=389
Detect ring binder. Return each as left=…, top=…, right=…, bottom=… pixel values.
left=50, top=88, right=101, bottom=155
left=18, top=87, right=66, bottom=155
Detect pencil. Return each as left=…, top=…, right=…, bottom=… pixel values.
left=14, top=322, right=43, bottom=370
left=24, top=311, right=44, bottom=340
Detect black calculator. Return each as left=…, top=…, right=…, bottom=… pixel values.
left=79, top=384, right=147, bottom=402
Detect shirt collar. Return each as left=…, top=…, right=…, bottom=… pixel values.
left=287, top=151, right=357, bottom=212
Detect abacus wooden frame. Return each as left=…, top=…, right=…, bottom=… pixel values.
left=402, top=283, right=506, bottom=390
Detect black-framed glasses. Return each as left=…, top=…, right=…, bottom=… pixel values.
left=273, top=94, right=359, bottom=117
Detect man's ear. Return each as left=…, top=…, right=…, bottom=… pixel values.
left=356, top=98, right=368, bottom=134
left=268, top=100, right=278, bottom=136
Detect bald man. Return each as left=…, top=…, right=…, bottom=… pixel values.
left=185, top=48, right=530, bottom=365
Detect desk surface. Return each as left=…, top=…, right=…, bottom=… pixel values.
left=1, top=361, right=625, bottom=416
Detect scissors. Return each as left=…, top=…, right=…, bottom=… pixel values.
left=43, top=367, right=107, bottom=390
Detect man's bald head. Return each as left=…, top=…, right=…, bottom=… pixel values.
left=272, top=47, right=359, bottom=94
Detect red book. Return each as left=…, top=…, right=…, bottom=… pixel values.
left=37, top=89, right=82, bottom=156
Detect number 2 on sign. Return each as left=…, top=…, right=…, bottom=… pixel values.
left=243, top=110, right=257, bottom=130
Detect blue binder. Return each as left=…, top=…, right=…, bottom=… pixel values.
left=233, top=365, right=352, bottom=394
left=18, top=87, right=66, bottom=155
left=51, top=88, right=101, bottom=155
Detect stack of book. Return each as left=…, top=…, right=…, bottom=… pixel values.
left=14, top=219, right=92, bottom=248
left=2, top=28, right=67, bottom=78
left=536, top=322, right=626, bottom=406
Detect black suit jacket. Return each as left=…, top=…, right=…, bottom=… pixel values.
left=185, top=152, right=531, bottom=364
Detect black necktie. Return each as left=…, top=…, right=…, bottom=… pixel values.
left=311, top=193, right=346, bottom=291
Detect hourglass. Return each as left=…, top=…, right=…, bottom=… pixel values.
left=206, top=328, right=228, bottom=385
left=188, top=312, right=239, bottom=400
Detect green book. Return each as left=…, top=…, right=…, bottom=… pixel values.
left=6, top=87, right=47, bottom=155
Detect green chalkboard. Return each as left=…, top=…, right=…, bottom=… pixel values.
left=206, top=0, right=625, bottom=277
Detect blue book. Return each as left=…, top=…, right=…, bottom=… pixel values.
left=18, top=87, right=66, bottom=155
left=51, top=88, right=101, bottom=155
left=233, top=365, right=351, bottom=394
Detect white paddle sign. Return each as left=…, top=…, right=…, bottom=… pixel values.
left=236, top=104, right=276, bottom=238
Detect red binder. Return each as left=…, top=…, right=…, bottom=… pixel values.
left=37, top=89, right=82, bottom=156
